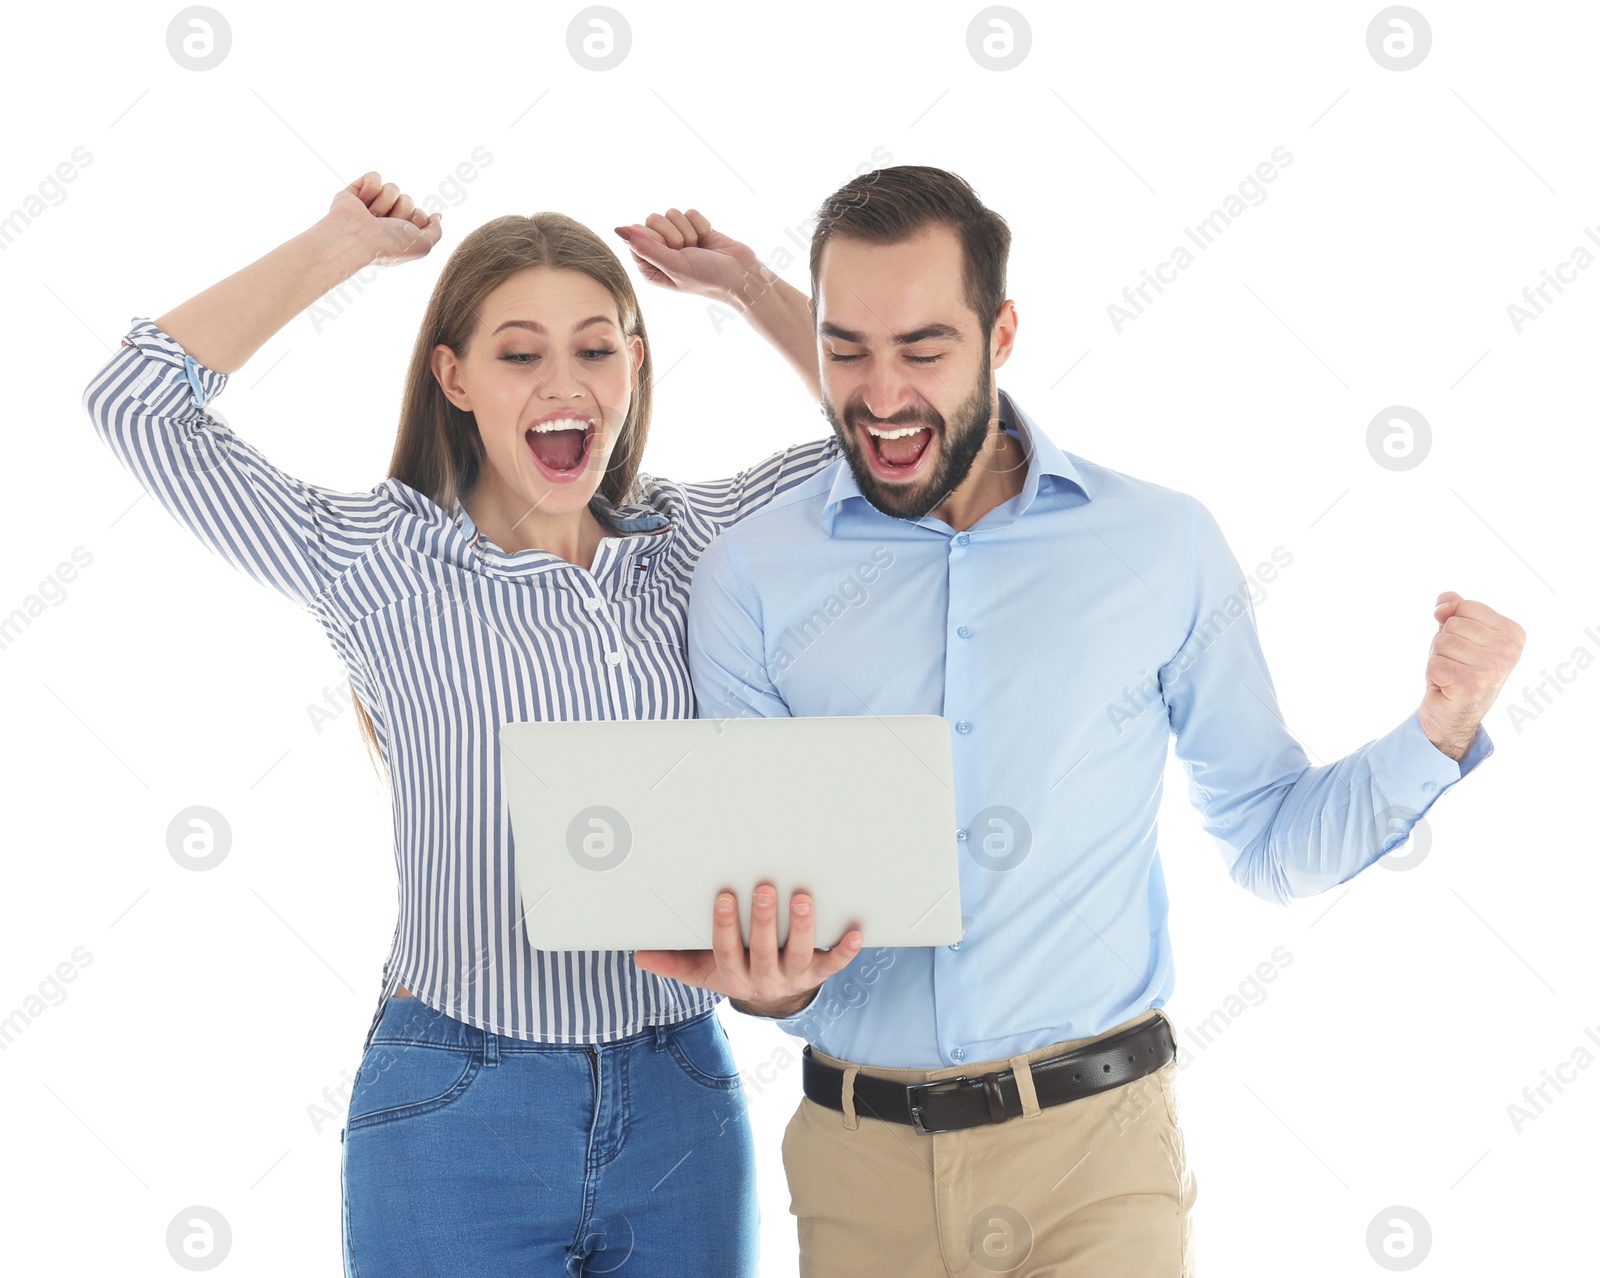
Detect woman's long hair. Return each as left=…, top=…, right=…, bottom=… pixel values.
left=348, top=213, right=655, bottom=779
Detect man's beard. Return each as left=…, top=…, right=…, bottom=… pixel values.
left=822, top=347, right=996, bottom=523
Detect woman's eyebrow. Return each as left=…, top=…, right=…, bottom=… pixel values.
left=492, top=316, right=619, bottom=335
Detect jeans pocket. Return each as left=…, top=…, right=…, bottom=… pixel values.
left=665, top=1012, right=744, bottom=1090
left=346, top=1040, right=483, bottom=1131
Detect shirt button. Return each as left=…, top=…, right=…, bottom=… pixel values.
left=584, top=597, right=604, bottom=612
left=605, top=651, right=623, bottom=666
left=1422, top=781, right=1437, bottom=793
left=950, top=1046, right=966, bottom=1062
left=955, top=720, right=972, bottom=734
left=955, top=828, right=968, bottom=842
left=956, top=625, right=972, bottom=639
left=955, top=533, right=971, bottom=547
left=948, top=940, right=962, bottom=951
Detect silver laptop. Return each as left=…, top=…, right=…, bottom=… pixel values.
left=499, top=714, right=963, bottom=951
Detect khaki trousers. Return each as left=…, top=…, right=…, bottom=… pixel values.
left=781, top=1010, right=1196, bottom=1277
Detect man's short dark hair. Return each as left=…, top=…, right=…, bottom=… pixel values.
left=808, top=166, right=1012, bottom=338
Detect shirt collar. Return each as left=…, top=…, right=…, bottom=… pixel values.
left=822, top=387, right=1092, bottom=534
left=454, top=491, right=671, bottom=545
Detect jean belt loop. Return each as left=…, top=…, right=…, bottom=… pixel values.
left=482, top=1028, right=500, bottom=1067
left=1008, top=1053, right=1041, bottom=1118
left=839, top=1065, right=861, bottom=1131
left=652, top=1023, right=668, bottom=1051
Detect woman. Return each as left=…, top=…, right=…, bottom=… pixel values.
left=82, top=171, right=855, bottom=1276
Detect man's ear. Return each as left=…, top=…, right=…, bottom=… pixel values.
left=431, top=343, right=471, bottom=411
left=989, top=299, right=1019, bottom=372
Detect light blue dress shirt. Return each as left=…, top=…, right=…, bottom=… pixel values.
left=686, top=389, right=1492, bottom=1069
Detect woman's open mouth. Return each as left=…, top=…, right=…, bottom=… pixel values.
left=526, top=414, right=598, bottom=484
left=859, top=419, right=936, bottom=481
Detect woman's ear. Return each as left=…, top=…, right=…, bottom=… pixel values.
left=627, top=333, right=645, bottom=387
left=431, top=343, right=471, bottom=411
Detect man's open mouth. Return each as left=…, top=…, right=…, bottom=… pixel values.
left=526, top=415, right=597, bottom=483
left=859, top=420, right=935, bottom=478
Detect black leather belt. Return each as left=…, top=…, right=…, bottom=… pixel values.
left=801, top=1013, right=1176, bottom=1135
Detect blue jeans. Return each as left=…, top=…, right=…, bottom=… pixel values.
left=340, top=995, right=757, bottom=1276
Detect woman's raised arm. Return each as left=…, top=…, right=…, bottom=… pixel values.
left=616, top=209, right=820, bottom=402
left=616, top=207, right=843, bottom=539
left=83, top=174, right=440, bottom=611
left=156, top=173, right=440, bottom=372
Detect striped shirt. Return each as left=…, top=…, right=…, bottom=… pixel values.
left=84, top=317, right=842, bottom=1052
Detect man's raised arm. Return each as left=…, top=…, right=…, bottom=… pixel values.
left=1161, top=494, right=1518, bottom=904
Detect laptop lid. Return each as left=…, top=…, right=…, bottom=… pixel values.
left=499, top=714, right=964, bottom=951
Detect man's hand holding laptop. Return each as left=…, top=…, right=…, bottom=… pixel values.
left=633, top=885, right=863, bottom=1018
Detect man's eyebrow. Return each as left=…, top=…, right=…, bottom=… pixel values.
left=491, top=316, right=618, bottom=336
left=818, top=321, right=965, bottom=346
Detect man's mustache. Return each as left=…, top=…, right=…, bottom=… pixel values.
left=843, top=408, right=945, bottom=434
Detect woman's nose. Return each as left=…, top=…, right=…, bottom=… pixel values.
left=534, top=353, right=588, bottom=402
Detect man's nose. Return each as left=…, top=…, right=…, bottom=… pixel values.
left=857, top=376, right=918, bottom=425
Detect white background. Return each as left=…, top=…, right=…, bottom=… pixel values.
left=1, top=1, right=1592, bottom=1274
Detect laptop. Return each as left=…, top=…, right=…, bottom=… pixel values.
left=499, top=714, right=964, bottom=951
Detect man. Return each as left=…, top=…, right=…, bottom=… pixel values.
left=633, top=165, right=1524, bottom=1276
